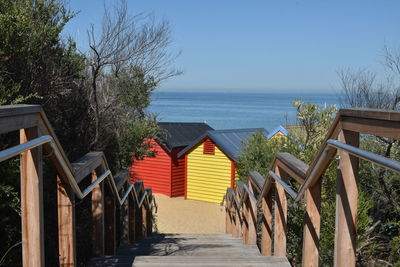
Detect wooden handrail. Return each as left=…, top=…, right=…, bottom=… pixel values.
left=0, top=104, right=156, bottom=266
left=223, top=108, right=400, bottom=267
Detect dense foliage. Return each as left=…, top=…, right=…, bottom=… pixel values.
left=0, top=0, right=179, bottom=265
left=238, top=101, right=399, bottom=266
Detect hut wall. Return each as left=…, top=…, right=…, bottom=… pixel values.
left=129, top=139, right=171, bottom=196
left=186, top=139, right=232, bottom=203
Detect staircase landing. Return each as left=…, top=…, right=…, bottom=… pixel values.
left=88, top=234, right=291, bottom=266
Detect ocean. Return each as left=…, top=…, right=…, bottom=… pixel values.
left=148, top=92, right=340, bottom=131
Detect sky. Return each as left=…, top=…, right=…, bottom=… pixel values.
left=63, top=0, right=400, bottom=93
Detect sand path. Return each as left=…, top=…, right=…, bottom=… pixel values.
left=153, top=194, right=226, bottom=234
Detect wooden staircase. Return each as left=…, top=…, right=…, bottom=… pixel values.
left=87, top=233, right=291, bottom=266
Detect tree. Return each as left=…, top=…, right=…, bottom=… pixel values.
left=85, top=1, right=181, bottom=160
left=0, top=0, right=87, bottom=265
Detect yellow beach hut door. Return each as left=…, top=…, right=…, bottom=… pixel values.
left=186, top=139, right=232, bottom=203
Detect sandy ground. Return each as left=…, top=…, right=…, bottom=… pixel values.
left=154, top=194, right=226, bottom=234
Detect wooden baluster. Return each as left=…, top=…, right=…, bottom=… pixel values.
left=240, top=190, right=249, bottom=243
left=142, top=203, right=148, bottom=237
left=225, top=208, right=232, bottom=234
left=334, top=130, right=359, bottom=267
left=57, top=176, right=76, bottom=267
left=261, top=190, right=273, bottom=256
left=91, top=169, right=104, bottom=256
left=104, top=180, right=116, bottom=255
left=302, top=179, right=321, bottom=267
left=20, top=127, right=45, bottom=267
left=120, top=190, right=129, bottom=245
left=128, top=195, right=136, bottom=243
left=236, top=190, right=243, bottom=238
left=246, top=182, right=257, bottom=245
left=135, top=194, right=143, bottom=240
left=147, top=201, right=153, bottom=236
left=232, top=207, right=239, bottom=238
left=274, top=166, right=287, bottom=257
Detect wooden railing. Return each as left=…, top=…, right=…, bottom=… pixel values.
left=0, top=104, right=156, bottom=267
left=222, top=108, right=400, bottom=266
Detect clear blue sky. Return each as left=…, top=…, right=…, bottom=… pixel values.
left=63, top=0, right=400, bottom=93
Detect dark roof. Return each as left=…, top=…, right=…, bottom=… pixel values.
left=158, top=122, right=214, bottom=151
left=178, top=128, right=269, bottom=162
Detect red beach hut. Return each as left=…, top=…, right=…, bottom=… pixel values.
left=129, top=122, right=213, bottom=197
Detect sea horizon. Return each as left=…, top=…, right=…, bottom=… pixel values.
left=149, top=91, right=341, bottom=131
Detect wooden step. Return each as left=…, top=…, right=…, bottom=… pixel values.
left=87, top=234, right=290, bottom=267
left=133, top=256, right=291, bottom=266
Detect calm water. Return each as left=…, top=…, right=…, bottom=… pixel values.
left=148, top=92, right=340, bottom=131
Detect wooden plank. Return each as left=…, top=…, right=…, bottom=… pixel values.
left=57, top=176, right=76, bottom=267
left=0, top=113, right=39, bottom=134
left=0, top=104, right=42, bottom=117
left=20, top=127, right=45, bottom=267
left=249, top=171, right=265, bottom=193
left=305, top=115, right=341, bottom=179
left=104, top=179, right=116, bottom=255
left=246, top=182, right=257, bottom=245
left=302, top=179, right=321, bottom=267
left=135, top=195, right=143, bottom=241
left=241, top=196, right=249, bottom=244
left=339, top=108, right=400, bottom=121
left=128, top=195, right=136, bottom=243
left=92, top=169, right=104, bottom=256
left=276, top=152, right=308, bottom=184
left=225, top=209, right=232, bottom=234
left=120, top=190, right=129, bottom=245
left=341, top=116, right=400, bottom=140
left=39, top=111, right=74, bottom=172
left=261, top=190, right=273, bottom=256
left=142, top=204, right=149, bottom=238
left=115, top=170, right=129, bottom=191
left=273, top=166, right=287, bottom=257
left=72, top=152, right=104, bottom=183
left=334, top=130, right=359, bottom=267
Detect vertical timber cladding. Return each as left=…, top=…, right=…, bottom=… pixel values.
left=130, top=139, right=172, bottom=196
left=187, top=138, right=233, bottom=203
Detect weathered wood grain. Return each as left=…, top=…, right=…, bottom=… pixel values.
left=57, top=176, right=76, bottom=267
left=92, top=169, right=104, bottom=256
left=302, top=179, right=321, bottom=267
left=334, top=130, right=359, bottom=267
left=273, top=166, right=287, bottom=257
left=20, top=127, right=44, bottom=267
left=72, top=152, right=104, bottom=183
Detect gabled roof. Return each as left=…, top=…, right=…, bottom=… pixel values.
left=158, top=122, right=214, bottom=152
left=178, top=128, right=269, bottom=162
left=266, top=125, right=289, bottom=139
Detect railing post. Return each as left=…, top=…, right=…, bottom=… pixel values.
left=236, top=190, right=243, bottom=238
left=104, top=181, right=116, bottom=255
left=274, top=166, right=287, bottom=257
left=245, top=182, right=257, bottom=245
left=120, top=192, right=129, bottom=245
left=334, top=130, right=359, bottom=267
left=302, top=179, right=321, bottom=267
left=225, top=207, right=232, bottom=234
left=142, top=203, right=149, bottom=237
left=232, top=207, right=240, bottom=238
left=57, top=176, right=76, bottom=267
left=261, top=190, right=273, bottom=256
left=20, top=127, right=45, bottom=267
left=91, top=169, right=104, bottom=256
left=128, top=195, right=136, bottom=243
left=135, top=195, right=143, bottom=240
